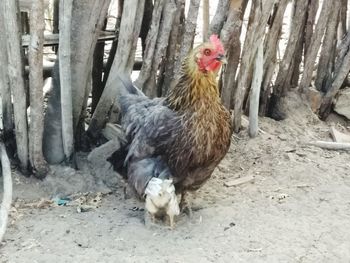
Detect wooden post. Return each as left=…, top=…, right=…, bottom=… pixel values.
left=233, top=0, right=275, bottom=132
left=299, top=0, right=333, bottom=93
left=135, top=0, right=177, bottom=97
left=269, top=0, right=309, bottom=120
left=1, top=0, right=29, bottom=172
left=249, top=41, right=263, bottom=138
left=209, top=0, right=229, bottom=36
left=59, top=0, right=74, bottom=160
left=202, top=0, right=209, bottom=41
left=315, top=1, right=340, bottom=92
left=160, top=0, right=185, bottom=96
left=88, top=0, right=145, bottom=138
left=171, top=0, right=201, bottom=88
left=0, top=143, right=12, bottom=243
left=28, top=0, right=49, bottom=178
left=260, top=0, right=289, bottom=116
left=220, top=0, right=248, bottom=110
left=0, top=10, right=14, bottom=140
left=69, top=0, right=111, bottom=136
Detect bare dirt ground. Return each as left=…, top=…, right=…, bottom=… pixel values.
left=1, top=92, right=350, bottom=263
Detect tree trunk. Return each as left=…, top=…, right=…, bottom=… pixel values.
left=1, top=0, right=29, bottom=172
left=88, top=0, right=145, bottom=139
left=299, top=0, right=334, bottom=93
left=28, top=0, right=49, bottom=178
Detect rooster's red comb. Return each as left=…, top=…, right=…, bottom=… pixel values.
left=209, top=34, right=224, bottom=54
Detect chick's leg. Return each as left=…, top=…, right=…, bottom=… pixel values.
left=144, top=211, right=156, bottom=228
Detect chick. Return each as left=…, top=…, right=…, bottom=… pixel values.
left=144, top=178, right=180, bottom=229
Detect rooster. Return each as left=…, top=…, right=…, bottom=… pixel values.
left=111, top=34, right=232, bottom=221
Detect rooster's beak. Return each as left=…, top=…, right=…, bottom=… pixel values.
left=216, top=54, right=227, bottom=64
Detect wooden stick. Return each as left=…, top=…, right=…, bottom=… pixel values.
left=202, top=0, right=209, bottom=41
left=88, top=0, right=145, bottom=138
left=1, top=0, right=29, bottom=172
left=306, top=141, right=350, bottom=151
left=21, top=31, right=117, bottom=47
left=224, top=175, right=254, bottom=187
left=299, top=0, right=333, bottom=93
left=59, top=0, right=74, bottom=160
left=28, top=0, right=48, bottom=178
left=249, top=40, right=263, bottom=138
left=0, top=143, right=13, bottom=243
left=0, top=9, right=14, bottom=138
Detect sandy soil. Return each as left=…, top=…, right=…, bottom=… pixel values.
left=1, top=92, right=350, bottom=263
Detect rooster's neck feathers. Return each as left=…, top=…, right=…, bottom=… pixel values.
left=166, top=56, right=220, bottom=111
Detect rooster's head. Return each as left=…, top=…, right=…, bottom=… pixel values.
left=193, top=34, right=227, bottom=73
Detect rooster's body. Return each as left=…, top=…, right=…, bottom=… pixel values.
left=112, top=35, right=232, bottom=216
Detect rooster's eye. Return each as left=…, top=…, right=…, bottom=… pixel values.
left=204, top=49, right=211, bottom=56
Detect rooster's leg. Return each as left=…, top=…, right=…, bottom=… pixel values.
left=180, top=191, right=193, bottom=218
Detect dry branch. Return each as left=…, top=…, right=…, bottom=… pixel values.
left=28, top=0, right=48, bottom=178
left=0, top=143, right=13, bottom=243
left=306, top=141, right=350, bottom=151
left=1, top=0, right=29, bottom=172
